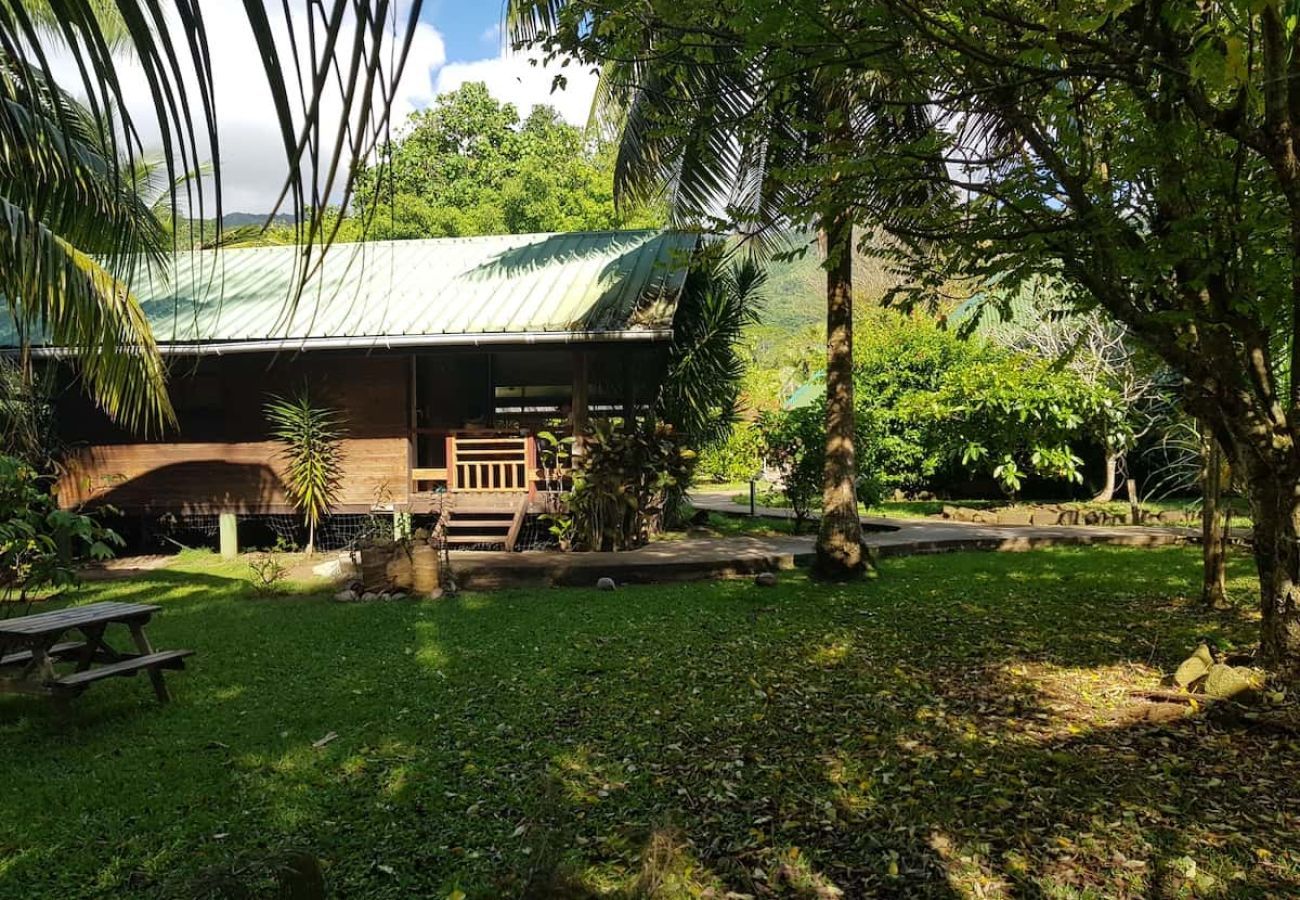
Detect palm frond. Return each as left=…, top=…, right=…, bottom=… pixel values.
left=657, top=250, right=765, bottom=447
left=0, top=192, right=172, bottom=431
left=0, top=1, right=423, bottom=429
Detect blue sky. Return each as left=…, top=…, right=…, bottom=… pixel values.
left=420, top=3, right=504, bottom=62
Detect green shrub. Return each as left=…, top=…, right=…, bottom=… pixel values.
left=906, top=357, right=1117, bottom=493
left=694, top=422, right=764, bottom=483
left=853, top=311, right=997, bottom=491
left=0, top=455, right=119, bottom=608
left=557, top=419, right=698, bottom=551
left=760, top=402, right=883, bottom=532
left=0, top=359, right=64, bottom=474
left=783, top=310, right=1120, bottom=497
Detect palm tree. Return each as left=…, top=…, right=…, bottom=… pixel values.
left=0, top=61, right=173, bottom=429
left=1, top=1, right=422, bottom=429
left=655, top=247, right=764, bottom=450
left=507, top=2, right=929, bottom=577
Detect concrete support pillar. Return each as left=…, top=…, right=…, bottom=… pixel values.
left=219, top=512, right=239, bottom=558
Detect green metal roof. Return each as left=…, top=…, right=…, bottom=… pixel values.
left=7, top=230, right=696, bottom=354
left=783, top=371, right=825, bottom=410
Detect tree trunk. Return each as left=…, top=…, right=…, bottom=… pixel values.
left=1091, top=451, right=1118, bottom=503
left=814, top=207, right=867, bottom=579
left=1201, top=437, right=1228, bottom=609
left=1244, top=462, right=1300, bottom=675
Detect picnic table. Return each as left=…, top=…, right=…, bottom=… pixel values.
left=0, top=601, right=193, bottom=703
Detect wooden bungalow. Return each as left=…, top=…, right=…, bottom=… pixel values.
left=15, top=229, right=698, bottom=549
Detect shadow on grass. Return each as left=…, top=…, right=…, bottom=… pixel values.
left=0, top=545, right=1291, bottom=898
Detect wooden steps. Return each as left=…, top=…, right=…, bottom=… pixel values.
left=439, top=492, right=529, bottom=550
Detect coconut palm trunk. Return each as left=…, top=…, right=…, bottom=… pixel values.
left=814, top=207, right=866, bottom=577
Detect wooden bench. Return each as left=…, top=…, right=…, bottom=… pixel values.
left=0, top=602, right=193, bottom=704
left=55, top=650, right=194, bottom=694
left=0, top=640, right=86, bottom=668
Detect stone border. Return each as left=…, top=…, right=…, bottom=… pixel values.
left=940, top=503, right=1195, bottom=528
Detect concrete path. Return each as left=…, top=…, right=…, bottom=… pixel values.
left=451, top=533, right=815, bottom=589
left=447, top=493, right=1189, bottom=589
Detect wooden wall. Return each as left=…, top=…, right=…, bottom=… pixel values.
left=56, top=352, right=410, bottom=514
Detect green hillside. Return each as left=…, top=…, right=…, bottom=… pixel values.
left=751, top=237, right=899, bottom=332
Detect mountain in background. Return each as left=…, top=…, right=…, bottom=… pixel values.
left=218, top=212, right=294, bottom=228
left=750, top=237, right=899, bottom=333
left=169, top=212, right=295, bottom=248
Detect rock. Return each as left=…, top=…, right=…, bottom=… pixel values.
left=596, top=577, right=617, bottom=591
left=997, top=508, right=1034, bottom=526
left=312, top=559, right=342, bottom=579
left=1174, top=643, right=1215, bottom=689
left=390, top=592, right=407, bottom=601
left=315, top=553, right=357, bottom=580
left=378, top=592, right=392, bottom=601
left=1029, top=510, right=1061, bottom=526
left=1203, top=663, right=1263, bottom=700
left=1057, top=509, right=1080, bottom=526
left=427, top=588, right=444, bottom=600
left=754, top=572, right=778, bottom=587
left=360, top=591, right=378, bottom=602
left=941, top=505, right=960, bottom=519
left=971, top=511, right=998, bottom=524
left=1083, top=510, right=1103, bottom=526
left=333, top=589, right=358, bottom=603
left=890, top=489, right=908, bottom=502
left=1157, top=510, right=1187, bottom=525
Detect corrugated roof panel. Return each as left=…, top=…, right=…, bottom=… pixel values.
left=0, top=230, right=697, bottom=350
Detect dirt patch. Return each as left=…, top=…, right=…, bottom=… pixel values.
left=79, top=554, right=174, bottom=582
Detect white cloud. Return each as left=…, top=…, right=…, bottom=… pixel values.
left=44, top=6, right=600, bottom=214
left=47, top=3, right=445, bottom=215
left=435, top=49, right=599, bottom=129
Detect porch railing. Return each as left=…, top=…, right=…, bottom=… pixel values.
left=413, top=434, right=560, bottom=494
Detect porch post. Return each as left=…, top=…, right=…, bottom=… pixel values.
left=571, top=350, right=589, bottom=453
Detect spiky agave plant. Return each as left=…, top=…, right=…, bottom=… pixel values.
left=264, top=390, right=347, bottom=555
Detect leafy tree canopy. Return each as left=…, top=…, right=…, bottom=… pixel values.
left=350, top=82, right=663, bottom=240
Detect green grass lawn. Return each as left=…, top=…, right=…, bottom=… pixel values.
left=652, top=511, right=804, bottom=540
left=2, top=547, right=1296, bottom=898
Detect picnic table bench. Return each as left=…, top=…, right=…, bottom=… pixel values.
left=0, top=601, right=193, bottom=703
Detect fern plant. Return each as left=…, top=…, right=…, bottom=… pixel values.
left=264, top=390, right=346, bottom=555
